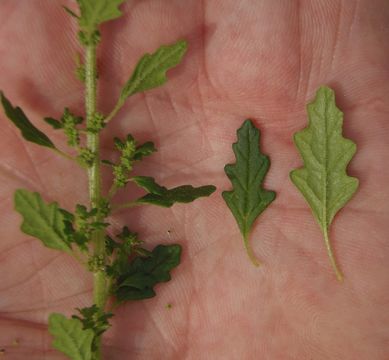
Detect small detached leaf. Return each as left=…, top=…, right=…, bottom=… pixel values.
left=113, top=244, right=181, bottom=302
left=132, top=176, right=216, bottom=208
left=222, top=119, right=276, bottom=266
left=120, top=40, right=188, bottom=101
left=49, top=313, right=94, bottom=360
left=14, top=189, right=72, bottom=253
left=1, top=92, right=56, bottom=149
left=290, top=86, right=359, bottom=281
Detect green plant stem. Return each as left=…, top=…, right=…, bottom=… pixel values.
left=243, top=234, right=261, bottom=267
left=323, top=228, right=343, bottom=282
left=85, top=41, right=107, bottom=359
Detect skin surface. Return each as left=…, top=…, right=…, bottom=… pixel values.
left=0, top=0, right=388, bottom=359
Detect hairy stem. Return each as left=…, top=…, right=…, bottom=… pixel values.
left=85, top=41, right=107, bottom=358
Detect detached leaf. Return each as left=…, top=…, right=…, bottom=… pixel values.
left=222, top=120, right=276, bottom=266
left=120, top=40, right=187, bottom=100
left=48, top=313, right=94, bottom=360
left=133, top=176, right=216, bottom=207
left=14, top=189, right=71, bottom=253
left=76, top=0, right=126, bottom=32
left=114, top=244, right=181, bottom=302
left=1, top=92, right=56, bottom=149
left=290, top=86, right=359, bottom=281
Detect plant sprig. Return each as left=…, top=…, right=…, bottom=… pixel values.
left=2, top=1, right=216, bottom=359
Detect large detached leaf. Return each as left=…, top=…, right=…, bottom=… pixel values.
left=1, top=92, right=56, bottom=149
left=132, top=176, right=216, bottom=207
left=114, top=244, right=181, bottom=302
left=49, top=313, right=94, bottom=360
left=14, top=189, right=71, bottom=253
left=76, top=0, right=126, bottom=31
left=290, top=86, right=359, bottom=281
left=222, top=120, right=276, bottom=266
left=120, top=40, right=188, bottom=100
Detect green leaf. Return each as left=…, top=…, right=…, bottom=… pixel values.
left=14, top=189, right=71, bottom=253
left=133, top=141, right=157, bottom=161
left=133, top=176, right=216, bottom=207
left=290, top=86, right=359, bottom=281
left=114, top=244, right=181, bottom=302
left=120, top=40, right=188, bottom=100
left=76, top=0, right=126, bottom=32
left=48, top=313, right=94, bottom=360
left=131, top=176, right=166, bottom=195
left=44, top=117, right=63, bottom=129
left=1, top=92, right=56, bottom=149
left=222, top=119, right=276, bottom=266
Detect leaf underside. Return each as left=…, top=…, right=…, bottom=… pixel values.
left=133, top=176, right=216, bottom=207
left=1, top=92, right=56, bottom=149
left=49, top=313, right=94, bottom=360
left=14, top=189, right=71, bottom=252
left=222, top=119, right=276, bottom=266
left=120, top=40, right=188, bottom=100
left=290, top=86, right=359, bottom=281
left=114, top=244, right=181, bottom=302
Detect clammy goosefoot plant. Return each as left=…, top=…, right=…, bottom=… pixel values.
left=290, top=86, right=359, bottom=282
left=2, top=1, right=216, bottom=359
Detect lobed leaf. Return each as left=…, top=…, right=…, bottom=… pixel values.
left=120, top=40, right=188, bottom=100
left=222, top=119, right=276, bottom=266
left=14, top=189, right=71, bottom=253
left=76, top=0, right=126, bottom=32
left=132, top=176, right=216, bottom=208
left=113, top=244, right=181, bottom=302
left=290, top=86, right=359, bottom=281
left=48, top=313, right=94, bottom=360
left=1, top=92, right=56, bottom=149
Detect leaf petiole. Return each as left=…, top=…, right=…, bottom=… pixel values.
left=323, top=228, right=343, bottom=282
left=243, top=234, right=261, bottom=267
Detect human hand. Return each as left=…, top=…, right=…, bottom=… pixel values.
left=0, top=1, right=388, bottom=359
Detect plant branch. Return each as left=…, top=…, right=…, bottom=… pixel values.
left=85, top=40, right=107, bottom=359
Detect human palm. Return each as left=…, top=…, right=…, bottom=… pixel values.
left=1, top=1, right=388, bottom=359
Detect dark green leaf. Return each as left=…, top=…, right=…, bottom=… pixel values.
left=48, top=313, right=94, bottom=360
left=120, top=40, right=187, bottom=100
left=136, top=181, right=216, bottom=208
left=131, top=176, right=167, bottom=195
left=14, top=189, right=72, bottom=253
left=1, top=92, right=56, bottom=149
left=44, top=117, right=63, bottom=129
left=290, top=86, right=359, bottom=281
left=222, top=119, right=276, bottom=266
left=113, top=244, right=181, bottom=302
left=133, top=141, right=156, bottom=161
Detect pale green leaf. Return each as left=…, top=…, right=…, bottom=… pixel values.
left=1, top=92, right=56, bottom=149
left=76, top=0, right=126, bottom=32
left=120, top=40, right=188, bottom=100
left=49, top=313, right=94, bottom=360
left=290, top=86, right=359, bottom=281
left=14, top=189, right=71, bottom=253
left=222, top=120, right=276, bottom=266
